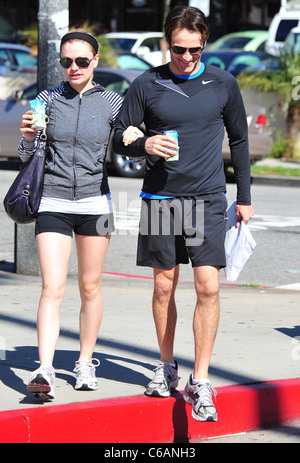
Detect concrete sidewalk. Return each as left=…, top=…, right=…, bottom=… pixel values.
left=0, top=269, right=299, bottom=442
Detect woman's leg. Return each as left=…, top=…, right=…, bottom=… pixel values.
left=36, top=232, right=72, bottom=366
left=75, top=233, right=110, bottom=361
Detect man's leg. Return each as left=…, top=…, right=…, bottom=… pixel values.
left=152, top=266, right=179, bottom=364
left=183, top=265, right=219, bottom=421
left=144, top=266, right=180, bottom=397
left=193, top=265, right=220, bottom=379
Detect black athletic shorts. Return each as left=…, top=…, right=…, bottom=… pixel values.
left=137, top=193, right=228, bottom=269
left=35, top=212, right=115, bottom=237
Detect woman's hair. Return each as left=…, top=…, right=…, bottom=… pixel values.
left=164, top=6, right=210, bottom=46
left=60, top=29, right=99, bottom=56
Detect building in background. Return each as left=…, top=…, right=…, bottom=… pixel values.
left=0, top=0, right=286, bottom=44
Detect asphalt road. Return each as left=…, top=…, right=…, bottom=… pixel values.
left=0, top=170, right=300, bottom=289
left=105, top=174, right=300, bottom=289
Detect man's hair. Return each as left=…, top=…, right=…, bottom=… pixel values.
left=164, top=6, right=210, bottom=46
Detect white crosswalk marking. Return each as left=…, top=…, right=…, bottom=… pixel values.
left=114, top=208, right=140, bottom=233
left=248, top=215, right=300, bottom=231
left=114, top=210, right=300, bottom=233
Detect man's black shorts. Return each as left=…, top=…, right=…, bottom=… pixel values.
left=137, top=193, right=228, bottom=269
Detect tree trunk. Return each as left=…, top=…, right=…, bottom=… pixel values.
left=286, top=104, right=300, bottom=139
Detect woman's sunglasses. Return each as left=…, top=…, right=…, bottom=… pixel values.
left=59, top=57, right=94, bottom=69
left=170, top=45, right=204, bottom=55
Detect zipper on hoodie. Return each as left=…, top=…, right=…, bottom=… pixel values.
left=73, top=94, right=82, bottom=199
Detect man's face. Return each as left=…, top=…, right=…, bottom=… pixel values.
left=168, top=28, right=204, bottom=75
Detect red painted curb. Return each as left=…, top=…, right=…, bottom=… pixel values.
left=103, top=271, right=273, bottom=288
left=0, top=378, right=299, bottom=443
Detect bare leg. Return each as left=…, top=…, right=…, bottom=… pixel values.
left=75, top=234, right=110, bottom=361
left=152, top=266, right=179, bottom=364
left=36, top=232, right=72, bottom=366
left=193, top=265, right=220, bottom=379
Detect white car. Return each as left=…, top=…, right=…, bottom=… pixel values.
left=104, top=32, right=169, bottom=67
left=265, top=10, right=300, bottom=56
left=281, top=26, right=300, bottom=54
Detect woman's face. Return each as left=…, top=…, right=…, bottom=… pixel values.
left=60, top=40, right=99, bottom=93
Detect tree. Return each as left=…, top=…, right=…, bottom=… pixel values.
left=237, top=52, right=300, bottom=158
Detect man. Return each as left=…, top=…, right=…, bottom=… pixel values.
left=113, top=6, right=253, bottom=422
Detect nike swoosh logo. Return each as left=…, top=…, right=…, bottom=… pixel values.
left=202, top=80, right=214, bottom=85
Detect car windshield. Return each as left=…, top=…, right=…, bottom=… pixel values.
left=116, top=54, right=151, bottom=70
left=14, top=50, right=37, bottom=66
left=201, top=53, right=233, bottom=69
left=227, top=54, right=262, bottom=75
left=217, top=37, right=251, bottom=49
left=93, top=71, right=131, bottom=97
left=275, top=20, right=299, bottom=41
left=107, top=38, right=137, bottom=52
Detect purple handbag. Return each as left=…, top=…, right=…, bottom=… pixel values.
left=3, top=91, right=52, bottom=224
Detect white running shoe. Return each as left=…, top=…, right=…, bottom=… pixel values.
left=145, top=360, right=179, bottom=397
left=73, top=358, right=100, bottom=391
left=27, top=365, right=56, bottom=400
left=183, top=375, right=218, bottom=422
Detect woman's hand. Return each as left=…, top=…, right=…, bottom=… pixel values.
left=20, top=111, right=37, bottom=140
left=122, top=126, right=144, bottom=146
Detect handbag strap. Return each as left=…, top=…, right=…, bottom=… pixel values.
left=45, top=89, right=52, bottom=118
left=39, top=89, right=52, bottom=141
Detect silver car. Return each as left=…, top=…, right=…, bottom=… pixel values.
left=0, top=42, right=37, bottom=75
left=0, top=68, right=272, bottom=177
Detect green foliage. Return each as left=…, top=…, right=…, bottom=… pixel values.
left=271, top=130, right=297, bottom=159
left=237, top=52, right=300, bottom=106
left=21, top=22, right=119, bottom=67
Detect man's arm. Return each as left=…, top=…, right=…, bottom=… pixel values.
left=223, top=79, right=254, bottom=226
left=113, top=80, right=178, bottom=159
left=113, top=81, right=148, bottom=158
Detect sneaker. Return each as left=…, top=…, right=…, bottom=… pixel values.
left=183, top=375, right=217, bottom=422
left=73, top=358, right=100, bottom=391
left=27, top=365, right=55, bottom=399
left=145, top=360, right=179, bottom=397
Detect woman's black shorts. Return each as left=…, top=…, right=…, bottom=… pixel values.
left=35, top=212, right=115, bottom=237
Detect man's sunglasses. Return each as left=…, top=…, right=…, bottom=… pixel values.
left=170, top=45, right=204, bottom=55
left=59, top=57, right=94, bottom=69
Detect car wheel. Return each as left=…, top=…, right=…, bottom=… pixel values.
left=111, top=152, right=146, bottom=178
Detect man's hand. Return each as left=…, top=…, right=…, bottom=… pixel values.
left=235, top=204, right=254, bottom=227
left=145, top=134, right=178, bottom=159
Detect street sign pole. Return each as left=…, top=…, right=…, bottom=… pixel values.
left=15, top=1, right=69, bottom=275
left=37, top=0, right=69, bottom=92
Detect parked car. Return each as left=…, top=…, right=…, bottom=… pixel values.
left=99, top=52, right=152, bottom=71
left=265, top=10, right=300, bottom=56
left=207, top=30, right=268, bottom=52
left=0, top=68, right=271, bottom=176
left=0, top=42, right=37, bottom=75
left=201, top=50, right=267, bottom=76
left=222, top=105, right=272, bottom=167
left=240, top=26, right=300, bottom=74
left=281, top=26, right=300, bottom=55
left=104, top=32, right=166, bottom=66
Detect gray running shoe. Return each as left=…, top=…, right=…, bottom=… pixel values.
left=145, top=360, right=179, bottom=397
left=27, top=365, right=56, bottom=399
left=183, top=374, right=218, bottom=421
left=73, top=358, right=100, bottom=391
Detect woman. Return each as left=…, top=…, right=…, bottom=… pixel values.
left=19, top=29, right=142, bottom=399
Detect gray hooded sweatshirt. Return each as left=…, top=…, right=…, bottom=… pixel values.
left=18, top=81, right=123, bottom=200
